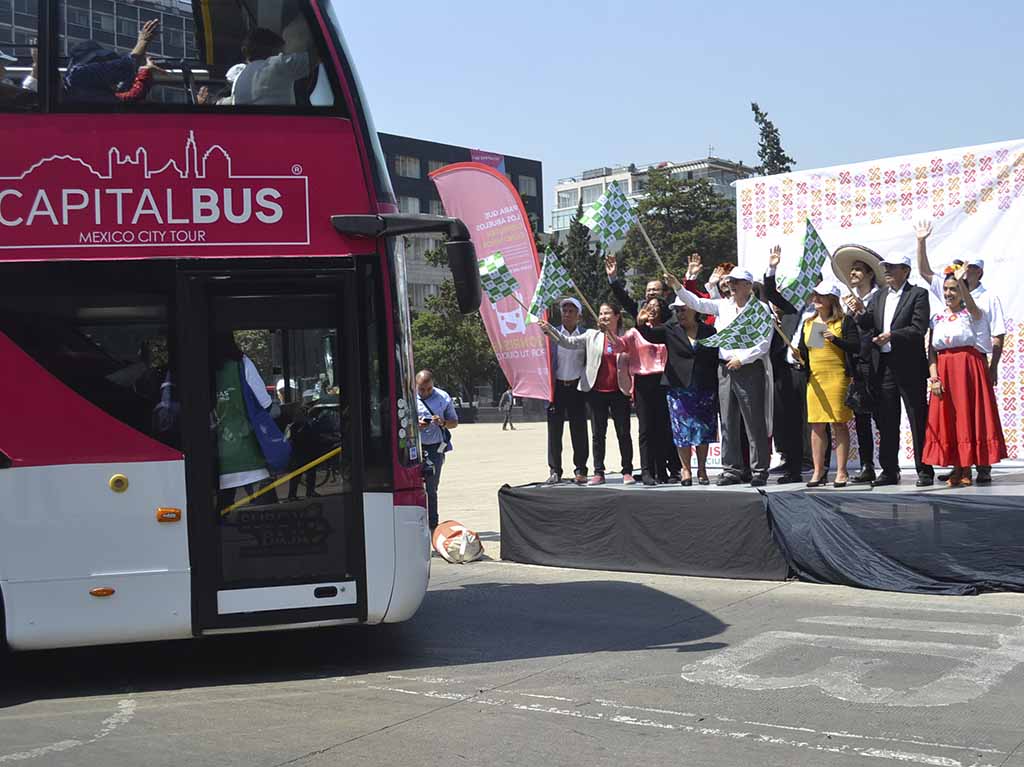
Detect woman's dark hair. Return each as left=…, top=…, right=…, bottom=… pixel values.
left=242, top=27, right=285, bottom=61
left=213, top=332, right=242, bottom=364
left=600, top=301, right=622, bottom=315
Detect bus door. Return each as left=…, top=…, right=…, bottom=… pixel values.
left=178, top=269, right=366, bottom=631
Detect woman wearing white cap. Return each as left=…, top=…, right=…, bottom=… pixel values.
left=922, top=268, right=1006, bottom=486
left=793, top=282, right=860, bottom=487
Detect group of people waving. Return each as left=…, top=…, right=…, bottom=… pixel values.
left=538, top=221, right=1007, bottom=490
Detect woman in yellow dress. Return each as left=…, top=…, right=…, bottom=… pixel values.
left=795, top=282, right=860, bottom=487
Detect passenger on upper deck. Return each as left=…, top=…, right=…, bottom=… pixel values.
left=0, top=46, right=37, bottom=106
left=63, top=18, right=162, bottom=104
left=231, top=27, right=315, bottom=106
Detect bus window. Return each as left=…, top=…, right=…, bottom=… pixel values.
left=55, top=0, right=339, bottom=110
left=0, top=294, right=181, bottom=449
left=0, top=43, right=39, bottom=111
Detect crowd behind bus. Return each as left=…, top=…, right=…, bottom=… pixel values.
left=536, top=220, right=1007, bottom=490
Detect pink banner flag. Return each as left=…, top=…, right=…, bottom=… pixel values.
left=431, top=162, right=552, bottom=401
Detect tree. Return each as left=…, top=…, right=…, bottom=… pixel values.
left=410, top=242, right=497, bottom=404
left=751, top=102, right=795, bottom=176
left=618, top=167, right=737, bottom=285
left=561, top=199, right=609, bottom=313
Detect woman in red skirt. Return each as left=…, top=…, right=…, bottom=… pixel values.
left=923, top=269, right=1007, bottom=486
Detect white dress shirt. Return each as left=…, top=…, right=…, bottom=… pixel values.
left=880, top=284, right=905, bottom=353
left=674, top=286, right=772, bottom=364
left=554, top=325, right=586, bottom=380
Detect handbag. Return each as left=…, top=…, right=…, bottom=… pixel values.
left=418, top=395, right=453, bottom=453
left=238, top=361, right=292, bottom=472
left=844, top=374, right=877, bottom=415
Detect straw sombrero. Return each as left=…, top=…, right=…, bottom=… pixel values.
left=831, top=244, right=886, bottom=289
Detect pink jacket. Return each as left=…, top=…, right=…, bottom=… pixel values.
left=618, top=327, right=668, bottom=398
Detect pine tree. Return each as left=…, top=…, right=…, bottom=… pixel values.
left=561, top=200, right=609, bottom=314
left=751, top=102, right=795, bottom=176
left=618, top=167, right=737, bottom=284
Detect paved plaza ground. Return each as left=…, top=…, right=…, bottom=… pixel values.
left=4, top=422, right=1024, bottom=767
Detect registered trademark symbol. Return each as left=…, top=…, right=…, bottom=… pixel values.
left=291, top=164, right=303, bottom=175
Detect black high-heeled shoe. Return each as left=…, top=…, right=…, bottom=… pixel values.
left=697, top=476, right=710, bottom=486
left=680, top=477, right=693, bottom=487
left=806, top=475, right=829, bottom=488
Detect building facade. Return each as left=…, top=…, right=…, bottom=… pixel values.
left=550, top=156, right=751, bottom=233
left=378, top=132, right=543, bottom=312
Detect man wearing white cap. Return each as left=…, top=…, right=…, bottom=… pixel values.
left=915, top=221, right=1004, bottom=485
left=543, top=297, right=590, bottom=485
left=668, top=268, right=773, bottom=487
left=857, top=252, right=933, bottom=487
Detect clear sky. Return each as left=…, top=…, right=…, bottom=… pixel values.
left=338, top=0, right=1022, bottom=226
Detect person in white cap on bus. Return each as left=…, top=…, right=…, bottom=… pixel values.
left=914, top=220, right=1004, bottom=486
left=856, top=251, right=933, bottom=487
left=667, top=267, right=773, bottom=487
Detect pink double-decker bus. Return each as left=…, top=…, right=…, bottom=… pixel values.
left=0, top=0, right=479, bottom=650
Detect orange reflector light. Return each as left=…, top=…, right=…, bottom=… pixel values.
left=156, top=507, right=182, bottom=523
left=89, top=587, right=115, bottom=597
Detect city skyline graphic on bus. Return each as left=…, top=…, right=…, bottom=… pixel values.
left=0, top=131, right=311, bottom=250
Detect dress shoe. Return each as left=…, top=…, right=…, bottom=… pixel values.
left=871, top=473, right=900, bottom=487
left=937, top=471, right=952, bottom=482
left=641, top=472, right=657, bottom=487
left=587, top=474, right=606, bottom=486
left=665, top=474, right=681, bottom=484
left=851, top=468, right=875, bottom=484
left=573, top=473, right=587, bottom=485
left=622, top=473, right=637, bottom=485
left=716, top=474, right=744, bottom=487
left=915, top=476, right=935, bottom=487
left=749, top=476, right=767, bottom=487
left=680, top=477, right=693, bottom=487
left=697, top=475, right=710, bottom=486
left=976, top=467, right=993, bottom=484
left=544, top=472, right=561, bottom=485
left=805, top=475, right=828, bottom=488
left=776, top=473, right=803, bottom=484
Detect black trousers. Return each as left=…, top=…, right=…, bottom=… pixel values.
left=547, top=383, right=589, bottom=477
left=773, top=362, right=805, bottom=475
left=855, top=411, right=877, bottom=469
left=877, top=356, right=932, bottom=478
left=634, top=373, right=680, bottom=479
left=589, top=389, right=634, bottom=475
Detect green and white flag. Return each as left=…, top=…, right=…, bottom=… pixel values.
left=527, top=247, right=577, bottom=322
left=579, top=181, right=637, bottom=247
left=478, top=251, right=520, bottom=302
left=778, top=219, right=830, bottom=308
left=698, top=299, right=774, bottom=350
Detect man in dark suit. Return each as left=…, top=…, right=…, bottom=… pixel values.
left=858, top=253, right=933, bottom=487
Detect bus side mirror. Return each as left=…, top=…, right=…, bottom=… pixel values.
left=446, top=240, right=481, bottom=315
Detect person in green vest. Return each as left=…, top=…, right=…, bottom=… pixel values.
left=213, top=333, right=275, bottom=509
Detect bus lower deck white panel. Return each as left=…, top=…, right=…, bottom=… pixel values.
left=3, top=571, right=192, bottom=650
left=384, top=504, right=430, bottom=623
left=217, top=581, right=358, bottom=614
left=362, top=492, right=397, bottom=623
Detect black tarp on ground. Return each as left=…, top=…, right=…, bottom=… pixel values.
left=767, top=491, right=1024, bottom=595
left=498, top=484, right=789, bottom=581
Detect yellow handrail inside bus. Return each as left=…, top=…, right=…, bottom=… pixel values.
left=221, top=446, right=343, bottom=515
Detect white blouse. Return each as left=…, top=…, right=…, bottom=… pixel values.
left=930, top=309, right=986, bottom=351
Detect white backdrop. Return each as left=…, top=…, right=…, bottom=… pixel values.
left=735, top=137, right=1024, bottom=464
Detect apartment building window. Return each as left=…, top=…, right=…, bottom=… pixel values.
left=517, top=175, right=538, bottom=197
left=551, top=211, right=574, bottom=231
left=398, top=196, right=421, bottom=215
left=393, top=155, right=421, bottom=179
left=427, top=159, right=447, bottom=174
left=428, top=199, right=445, bottom=216
left=581, top=184, right=603, bottom=205
left=556, top=189, right=578, bottom=209
left=611, top=179, right=629, bottom=194
left=632, top=175, right=649, bottom=194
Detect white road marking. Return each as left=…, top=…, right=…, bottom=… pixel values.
left=352, top=680, right=1005, bottom=766
left=0, top=699, right=135, bottom=763
left=681, top=607, right=1024, bottom=707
